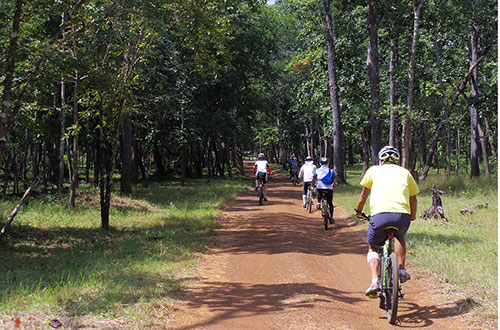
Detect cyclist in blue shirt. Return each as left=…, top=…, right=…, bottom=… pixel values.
left=289, top=154, right=300, bottom=180
left=313, top=157, right=337, bottom=224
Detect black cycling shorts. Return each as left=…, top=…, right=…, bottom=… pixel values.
left=256, top=171, right=268, bottom=184
left=366, top=212, right=411, bottom=247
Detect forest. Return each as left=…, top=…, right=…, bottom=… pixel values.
left=0, top=0, right=497, bottom=229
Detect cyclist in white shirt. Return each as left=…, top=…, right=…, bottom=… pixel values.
left=253, top=153, right=271, bottom=201
left=313, top=157, right=337, bottom=224
left=298, top=156, right=316, bottom=207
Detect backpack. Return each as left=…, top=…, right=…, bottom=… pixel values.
left=320, top=170, right=334, bottom=185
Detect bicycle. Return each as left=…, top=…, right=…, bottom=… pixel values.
left=290, top=170, right=298, bottom=186
left=304, top=183, right=314, bottom=213
left=319, top=191, right=333, bottom=230
left=257, top=176, right=265, bottom=205
left=357, top=210, right=403, bottom=325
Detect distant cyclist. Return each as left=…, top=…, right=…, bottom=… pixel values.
left=253, top=153, right=271, bottom=201
left=313, top=157, right=337, bottom=224
left=289, top=154, right=300, bottom=181
left=298, top=156, right=316, bottom=207
left=355, top=146, right=419, bottom=296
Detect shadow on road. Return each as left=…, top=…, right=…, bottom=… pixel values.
left=175, top=281, right=363, bottom=330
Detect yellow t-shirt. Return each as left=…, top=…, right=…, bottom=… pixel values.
left=360, top=164, right=419, bottom=216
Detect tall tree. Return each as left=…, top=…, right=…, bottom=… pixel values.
left=367, top=0, right=381, bottom=164
left=469, top=22, right=481, bottom=178
left=401, top=0, right=425, bottom=169
left=322, top=0, right=345, bottom=183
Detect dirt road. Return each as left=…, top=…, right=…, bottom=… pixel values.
left=168, top=168, right=469, bottom=329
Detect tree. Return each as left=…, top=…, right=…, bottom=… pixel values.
left=322, top=0, right=346, bottom=183
left=367, top=0, right=381, bottom=164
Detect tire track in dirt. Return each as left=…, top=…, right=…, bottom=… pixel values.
left=167, top=165, right=470, bottom=329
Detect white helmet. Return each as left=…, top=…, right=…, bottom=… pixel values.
left=320, top=157, right=329, bottom=165
left=378, top=146, right=400, bottom=163
left=258, top=153, right=265, bottom=159
left=305, top=156, right=313, bottom=162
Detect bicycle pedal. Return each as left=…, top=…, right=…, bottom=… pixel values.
left=368, top=293, right=378, bottom=299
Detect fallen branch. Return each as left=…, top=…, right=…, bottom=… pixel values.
left=1, top=175, right=41, bottom=235
left=460, top=203, right=488, bottom=215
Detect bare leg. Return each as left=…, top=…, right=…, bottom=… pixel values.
left=395, top=236, right=406, bottom=269
left=368, top=245, right=380, bottom=280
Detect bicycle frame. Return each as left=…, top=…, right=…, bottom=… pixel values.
left=257, top=177, right=265, bottom=205
left=305, top=184, right=314, bottom=213
left=356, top=210, right=402, bottom=325
left=378, top=227, right=400, bottom=324
left=321, top=199, right=329, bottom=230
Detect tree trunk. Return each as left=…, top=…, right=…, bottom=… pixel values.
left=100, top=143, right=113, bottom=230
left=402, top=0, right=425, bottom=169
left=66, top=137, right=73, bottom=185
left=455, top=127, right=460, bottom=174
left=276, top=99, right=286, bottom=167
left=388, top=24, right=399, bottom=147
left=58, top=78, right=66, bottom=192
left=121, top=111, right=133, bottom=194
left=153, top=142, right=166, bottom=178
left=446, top=122, right=451, bottom=176
left=367, top=0, right=381, bottom=165
left=69, top=70, right=79, bottom=208
left=420, top=121, right=427, bottom=167
left=469, top=23, right=480, bottom=178
left=322, top=0, right=346, bottom=183
left=234, top=142, right=244, bottom=175
left=361, top=127, right=370, bottom=176
left=477, top=119, right=490, bottom=178
left=305, top=129, right=310, bottom=159
left=484, top=116, right=497, bottom=163
left=97, top=107, right=109, bottom=230
left=309, top=119, right=315, bottom=159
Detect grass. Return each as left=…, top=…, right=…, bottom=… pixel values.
left=334, top=165, right=498, bottom=321
left=0, top=164, right=497, bottom=327
left=0, top=176, right=249, bottom=328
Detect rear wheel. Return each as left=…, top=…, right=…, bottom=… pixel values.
left=307, top=191, right=312, bottom=213
left=322, top=200, right=329, bottom=230
left=386, top=253, right=399, bottom=324
left=258, top=185, right=264, bottom=205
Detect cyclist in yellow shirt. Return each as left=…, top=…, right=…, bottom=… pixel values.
left=355, top=146, right=419, bottom=296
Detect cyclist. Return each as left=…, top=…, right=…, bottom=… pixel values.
left=313, top=157, right=337, bottom=224
left=289, top=154, right=300, bottom=182
left=298, top=156, right=316, bottom=207
left=253, top=153, right=271, bottom=201
left=355, top=146, right=419, bottom=296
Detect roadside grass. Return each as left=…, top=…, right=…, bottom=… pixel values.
left=334, top=165, right=498, bottom=322
left=0, top=176, right=249, bottom=328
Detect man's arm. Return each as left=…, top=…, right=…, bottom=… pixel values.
left=410, top=195, right=417, bottom=220
left=356, top=186, right=371, bottom=213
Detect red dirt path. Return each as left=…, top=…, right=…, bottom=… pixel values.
left=167, top=166, right=474, bottom=330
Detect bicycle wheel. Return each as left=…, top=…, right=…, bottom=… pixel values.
left=307, top=192, right=312, bottom=213
left=386, top=253, right=399, bottom=324
left=258, top=185, right=264, bottom=205
left=322, top=200, right=329, bottom=230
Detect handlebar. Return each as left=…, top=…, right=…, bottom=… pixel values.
left=354, top=209, right=369, bottom=221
